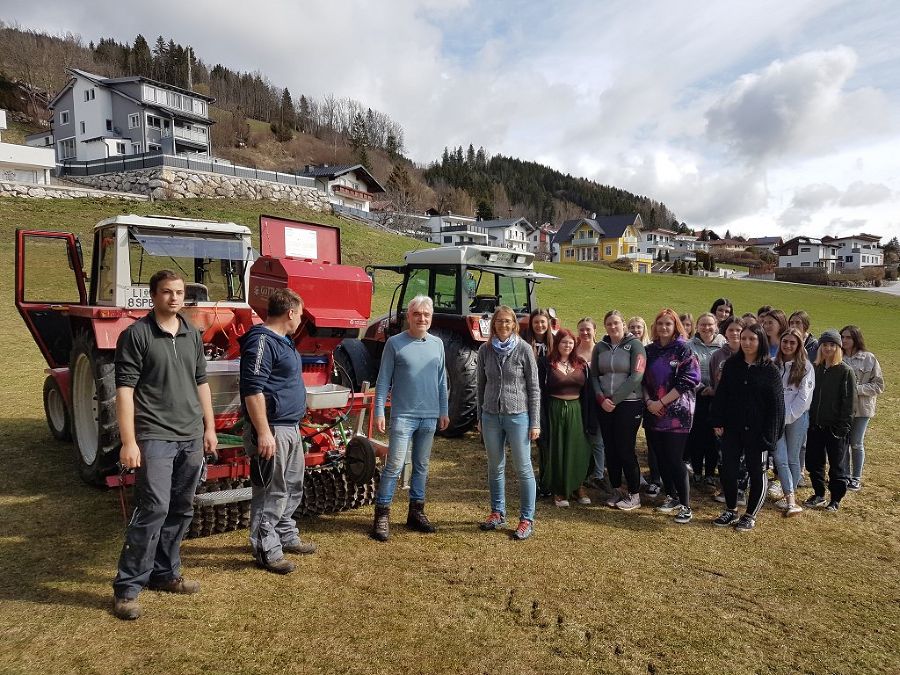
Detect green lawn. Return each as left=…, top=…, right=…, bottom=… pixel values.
left=0, top=197, right=898, bottom=674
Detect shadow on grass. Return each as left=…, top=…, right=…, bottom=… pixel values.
left=0, top=418, right=122, bottom=610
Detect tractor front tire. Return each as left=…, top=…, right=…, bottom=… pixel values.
left=70, top=332, right=119, bottom=486
left=434, top=331, right=478, bottom=438
left=43, top=375, right=71, bottom=441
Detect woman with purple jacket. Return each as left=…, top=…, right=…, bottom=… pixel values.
left=642, top=308, right=701, bottom=524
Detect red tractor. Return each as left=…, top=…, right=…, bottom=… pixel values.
left=15, top=214, right=383, bottom=536
left=334, top=245, right=556, bottom=437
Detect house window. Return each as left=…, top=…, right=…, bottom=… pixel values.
left=147, top=115, right=162, bottom=129
left=57, top=137, right=76, bottom=159
left=128, top=113, right=140, bottom=129
left=115, top=142, right=126, bottom=155
left=846, top=255, right=853, bottom=262
left=800, top=262, right=811, bottom=267
left=786, top=262, right=792, bottom=268
left=148, top=143, right=161, bottom=153
left=84, top=89, right=95, bottom=102
left=605, top=245, right=612, bottom=256
left=565, top=248, right=574, bottom=258
left=59, top=110, right=70, bottom=125
left=106, top=119, right=113, bottom=131
left=800, top=247, right=811, bottom=253
left=132, top=143, right=142, bottom=154
left=443, top=236, right=451, bottom=243
left=79, top=122, right=85, bottom=134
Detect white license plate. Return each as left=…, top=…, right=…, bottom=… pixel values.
left=479, top=318, right=491, bottom=336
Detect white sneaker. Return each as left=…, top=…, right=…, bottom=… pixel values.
left=773, top=498, right=789, bottom=511
left=577, top=495, right=591, bottom=505
left=615, top=493, right=641, bottom=511
left=768, top=481, right=784, bottom=500
left=554, top=498, right=570, bottom=508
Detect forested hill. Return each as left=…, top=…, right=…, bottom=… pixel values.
left=424, top=146, right=680, bottom=229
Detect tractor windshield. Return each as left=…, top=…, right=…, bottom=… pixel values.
left=467, top=269, right=530, bottom=315
left=128, top=229, right=254, bottom=302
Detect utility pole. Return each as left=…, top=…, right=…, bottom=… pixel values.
left=187, top=46, right=193, bottom=90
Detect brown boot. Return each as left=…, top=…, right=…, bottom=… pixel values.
left=113, top=596, right=143, bottom=620
left=371, top=505, right=390, bottom=541
left=406, top=500, right=436, bottom=533
left=148, top=576, right=200, bottom=594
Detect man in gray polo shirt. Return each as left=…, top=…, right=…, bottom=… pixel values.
left=111, top=269, right=218, bottom=620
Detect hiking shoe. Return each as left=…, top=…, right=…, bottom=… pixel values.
left=645, top=483, right=662, bottom=497
left=255, top=557, right=296, bottom=575
left=479, top=511, right=506, bottom=530
left=113, top=597, right=142, bottom=621
left=768, top=481, right=784, bottom=500
left=673, top=505, right=693, bottom=524
left=803, top=495, right=826, bottom=509
left=511, top=519, right=534, bottom=540
left=282, top=540, right=317, bottom=555
left=824, top=500, right=840, bottom=512
left=406, top=501, right=437, bottom=533
left=655, top=496, right=681, bottom=514
left=734, top=514, right=756, bottom=532
left=712, top=510, right=739, bottom=527
left=554, top=497, right=570, bottom=508
left=847, top=479, right=861, bottom=492
left=773, top=498, right=789, bottom=511
left=371, top=505, right=390, bottom=542
left=615, top=493, right=641, bottom=511
left=148, top=576, right=200, bottom=594
left=784, top=504, right=803, bottom=517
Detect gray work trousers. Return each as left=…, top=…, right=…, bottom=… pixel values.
left=245, top=425, right=305, bottom=564
left=113, top=438, right=204, bottom=600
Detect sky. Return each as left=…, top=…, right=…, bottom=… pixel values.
left=2, top=0, right=899, bottom=240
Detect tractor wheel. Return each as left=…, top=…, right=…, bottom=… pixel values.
left=70, top=331, right=119, bottom=486
left=433, top=330, right=478, bottom=438
left=43, top=375, right=72, bottom=441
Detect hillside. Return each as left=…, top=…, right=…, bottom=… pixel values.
left=0, top=23, right=677, bottom=228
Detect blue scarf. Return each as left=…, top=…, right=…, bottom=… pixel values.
left=491, top=334, right=518, bottom=355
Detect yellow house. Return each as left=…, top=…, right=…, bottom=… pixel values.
left=554, top=214, right=652, bottom=273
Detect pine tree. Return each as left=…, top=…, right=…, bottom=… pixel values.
left=385, top=132, right=399, bottom=159
left=349, top=112, right=369, bottom=166
left=476, top=200, right=494, bottom=221
left=132, top=35, right=153, bottom=77
left=664, top=249, right=670, bottom=262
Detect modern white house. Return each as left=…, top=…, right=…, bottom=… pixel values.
left=426, top=212, right=490, bottom=246
left=528, top=223, right=557, bottom=260
left=775, top=236, right=840, bottom=271
left=297, top=164, right=386, bottom=214
left=637, top=228, right=677, bottom=259
left=823, top=234, right=884, bottom=270
left=673, top=233, right=709, bottom=261
left=0, top=109, right=55, bottom=184
left=479, top=217, right=534, bottom=252
left=41, top=68, right=215, bottom=164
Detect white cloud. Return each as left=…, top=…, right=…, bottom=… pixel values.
left=838, top=181, right=893, bottom=206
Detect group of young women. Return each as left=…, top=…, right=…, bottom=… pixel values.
left=474, top=298, right=884, bottom=539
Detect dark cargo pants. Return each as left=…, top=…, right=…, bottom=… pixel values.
left=113, top=438, right=204, bottom=600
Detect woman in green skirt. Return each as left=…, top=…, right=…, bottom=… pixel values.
left=543, top=328, right=593, bottom=507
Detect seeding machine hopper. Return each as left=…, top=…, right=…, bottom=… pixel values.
left=15, top=214, right=385, bottom=537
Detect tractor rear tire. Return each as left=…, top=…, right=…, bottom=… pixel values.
left=70, top=331, right=119, bottom=486
left=433, top=330, right=478, bottom=438
left=43, top=376, right=72, bottom=441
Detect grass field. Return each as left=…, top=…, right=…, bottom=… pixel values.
left=1, top=197, right=898, bottom=674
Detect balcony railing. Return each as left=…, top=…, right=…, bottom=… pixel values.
left=171, top=126, right=208, bottom=144
left=572, top=235, right=599, bottom=245
left=333, top=184, right=373, bottom=201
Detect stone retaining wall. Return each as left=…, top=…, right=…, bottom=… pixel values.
left=0, top=180, right=147, bottom=201
left=63, top=168, right=331, bottom=212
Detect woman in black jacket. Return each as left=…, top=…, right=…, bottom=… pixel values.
left=803, top=330, right=857, bottom=511
left=711, top=323, right=785, bottom=532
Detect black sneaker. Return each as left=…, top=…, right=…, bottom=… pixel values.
left=824, top=500, right=840, bottom=512
left=733, top=514, right=756, bottom=532
left=655, top=496, right=680, bottom=514
left=803, top=494, right=826, bottom=508
left=673, top=505, right=693, bottom=524
left=847, top=479, right=861, bottom=492
left=712, top=510, right=739, bottom=527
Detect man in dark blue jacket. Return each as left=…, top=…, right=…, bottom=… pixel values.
left=239, top=288, right=313, bottom=574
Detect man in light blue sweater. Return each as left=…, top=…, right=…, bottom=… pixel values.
left=372, top=295, right=449, bottom=541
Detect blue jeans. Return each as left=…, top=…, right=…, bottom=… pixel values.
left=481, top=412, right=536, bottom=522
left=377, top=416, right=437, bottom=505
left=774, top=411, right=809, bottom=495
left=849, top=416, right=870, bottom=481
left=589, top=430, right=605, bottom=479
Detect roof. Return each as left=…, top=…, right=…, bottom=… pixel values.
left=477, top=217, right=534, bottom=232
left=748, top=236, right=783, bottom=246
left=297, top=164, right=386, bottom=193
left=50, top=68, right=215, bottom=114
left=822, top=233, right=882, bottom=244
left=94, top=214, right=251, bottom=235
left=552, top=214, right=641, bottom=245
